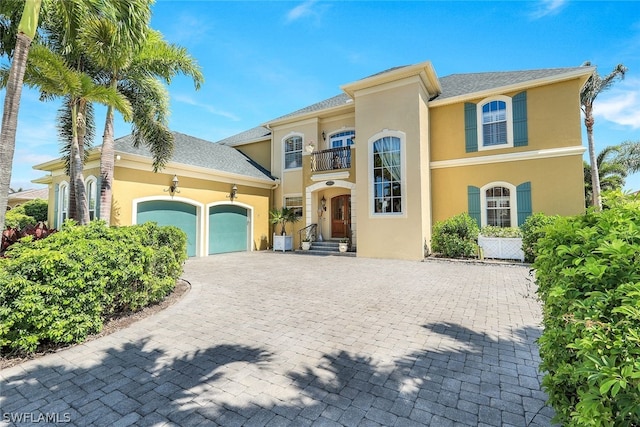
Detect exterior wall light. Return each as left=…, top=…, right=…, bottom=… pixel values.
left=228, top=184, right=238, bottom=202
left=164, top=175, right=180, bottom=196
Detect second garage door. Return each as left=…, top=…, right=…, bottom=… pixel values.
left=137, top=200, right=198, bottom=257
left=209, top=205, right=248, bottom=254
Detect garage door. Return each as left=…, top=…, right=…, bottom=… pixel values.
left=137, top=200, right=197, bottom=257
left=209, top=205, right=248, bottom=254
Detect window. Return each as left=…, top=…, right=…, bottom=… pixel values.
left=284, top=135, right=302, bottom=169
left=466, top=94, right=527, bottom=152
left=86, top=177, right=97, bottom=220
left=372, top=135, right=403, bottom=215
left=59, top=182, right=69, bottom=224
left=284, top=196, right=303, bottom=218
left=468, top=181, right=531, bottom=228
left=485, top=186, right=511, bottom=227
left=330, top=130, right=355, bottom=149
left=482, top=101, right=507, bottom=146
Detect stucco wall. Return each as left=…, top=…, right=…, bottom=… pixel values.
left=431, top=154, right=585, bottom=225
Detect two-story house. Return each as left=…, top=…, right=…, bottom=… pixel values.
left=34, top=60, right=593, bottom=260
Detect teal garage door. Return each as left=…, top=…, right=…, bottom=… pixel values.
left=137, top=200, right=197, bottom=257
left=209, top=205, right=248, bottom=254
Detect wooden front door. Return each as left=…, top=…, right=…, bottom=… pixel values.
left=331, top=195, right=351, bottom=238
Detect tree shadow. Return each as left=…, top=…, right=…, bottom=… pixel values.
left=1, top=324, right=556, bottom=426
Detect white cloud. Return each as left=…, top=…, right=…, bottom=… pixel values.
left=285, top=0, right=328, bottom=25
left=172, top=94, right=240, bottom=121
left=594, top=78, right=640, bottom=129
left=530, top=0, right=567, bottom=19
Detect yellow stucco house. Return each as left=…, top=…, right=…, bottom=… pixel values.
left=34, top=60, right=593, bottom=260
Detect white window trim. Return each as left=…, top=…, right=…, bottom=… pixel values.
left=368, top=129, right=407, bottom=218
left=58, top=181, right=69, bottom=226
left=480, top=181, right=517, bottom=227
left=328, top=128, right=356, bottom=150
left=477, top=95, right=513, bottom=151
left=85, top=175, right=98, bottom=220
left=282, top=132, right=304, bottom=171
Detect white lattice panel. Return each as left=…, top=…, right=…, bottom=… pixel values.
left=478, top=236, right=524, bottom=261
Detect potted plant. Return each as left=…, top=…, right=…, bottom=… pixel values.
left=270, top=207, right=300, bottom=252
left=338, top=238, right=349, bottom=253
left=301, top=237, right=312, bottom=250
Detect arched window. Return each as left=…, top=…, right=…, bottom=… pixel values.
left=477, top=95, right=513, bottom=150
left=283, top=135, right=303, bottom=169
left=370, top=131, right=405, bottom=215
left=59, top=182, right=69, bottom=224
left=86, top=176, right=98, bottom=220
left=480, top=182, right=517, bottom=227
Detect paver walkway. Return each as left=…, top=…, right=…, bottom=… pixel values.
left=1, top=253, right=555, bottom=426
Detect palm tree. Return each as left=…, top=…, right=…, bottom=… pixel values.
left=615, top=140, right=640, bottom=174
left=0, top=0, right=42, bottom=232
left=583, top=145, right=628, bottom=207
left=81, top=17, right=203, bottom=224
left=580, top=62, right=627, bottom=210
left=20, top=44, right=132, bottom=224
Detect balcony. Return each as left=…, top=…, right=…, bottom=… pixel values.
left=310, top=146, right=351, bottom=172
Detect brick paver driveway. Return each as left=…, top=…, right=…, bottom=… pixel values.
left=1, top=253, right=555, bottom=426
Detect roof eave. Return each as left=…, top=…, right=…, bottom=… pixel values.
left=430, top=67, right=595, bottom=107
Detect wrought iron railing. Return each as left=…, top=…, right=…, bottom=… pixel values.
left=310, top=146, right=351, bottom=172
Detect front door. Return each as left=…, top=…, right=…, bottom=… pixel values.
left=331, top=195, right=351, bottom=238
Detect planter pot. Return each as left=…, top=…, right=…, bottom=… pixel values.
left=302, top=241, right=311, bottom=250
left=338, top=242, right=348, bottom=253
left=273, top=234, right=293, bottom=252
left=478, top=236, right=524, bottom=261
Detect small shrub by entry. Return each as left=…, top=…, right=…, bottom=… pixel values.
left=520, top=212, right=559, bottom=263
left=0, top=221, right=187, bottom=355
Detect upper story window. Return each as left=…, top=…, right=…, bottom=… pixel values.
left=86, top=176, right=98, bottom=220
left=371, top=132, right=404, bottom=215
left=465, top=92, right=527, bottom=153
left=284, top=135, right=303, bottom=169
left=478, top=96, right=513, bottom=150
left=482, top=101, right=508, bottom=146
left=330, top=130, right=355, bottom=149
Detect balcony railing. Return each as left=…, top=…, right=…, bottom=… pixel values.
left=310, top=146, right=351, bottom=172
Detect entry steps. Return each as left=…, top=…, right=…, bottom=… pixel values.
left=296, top=240, right=356, bottom=257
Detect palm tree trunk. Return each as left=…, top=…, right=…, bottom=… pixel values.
left=0, top=0, right=41, bottom=233
left=585, top=105, right=602, bottom=210
left=0, top=33, right=32, bottom=232
left=70, top=102, right=89, bottom=225
left=99, top=104, right=115, bottom=225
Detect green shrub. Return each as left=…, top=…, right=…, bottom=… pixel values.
left=20, top=199, right=48, bottom=223
left=479, top=225, right=522, bottom=238
left=521, top=213, right=559, bottom=263
left=5, top=209, right=36, bottom=230
left=0, top=221, right=187, bottom=354
left=431, top=213, right=479, bottom=258
left=534, top=192, right=640, bottom=426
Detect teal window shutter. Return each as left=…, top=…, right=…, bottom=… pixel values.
left=464, top=103, right=478, bottom=152
left=517, top=182, right=532, bottom=226
left=468, top=186, right=481, bottom=227
left=512, top=91, right=528, bottom=147
left=53, top=183, right=59, bottom=229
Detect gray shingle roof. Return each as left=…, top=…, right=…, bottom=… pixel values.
left=214, top=65, right=591, bottom=146
left=217, top=126, right=271, bottom=146
left=115, top=132, right=275, bottom=181
left=436, top=67, right=590, bottom=100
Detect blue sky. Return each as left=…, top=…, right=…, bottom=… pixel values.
left=3, top=0, right=640, bottom=191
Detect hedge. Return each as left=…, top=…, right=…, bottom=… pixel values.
left=0, top=221, right=187, bottom=354
left=534, top=192, right=640, bottom=426
left=431, top=212, right=479, bottom=258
